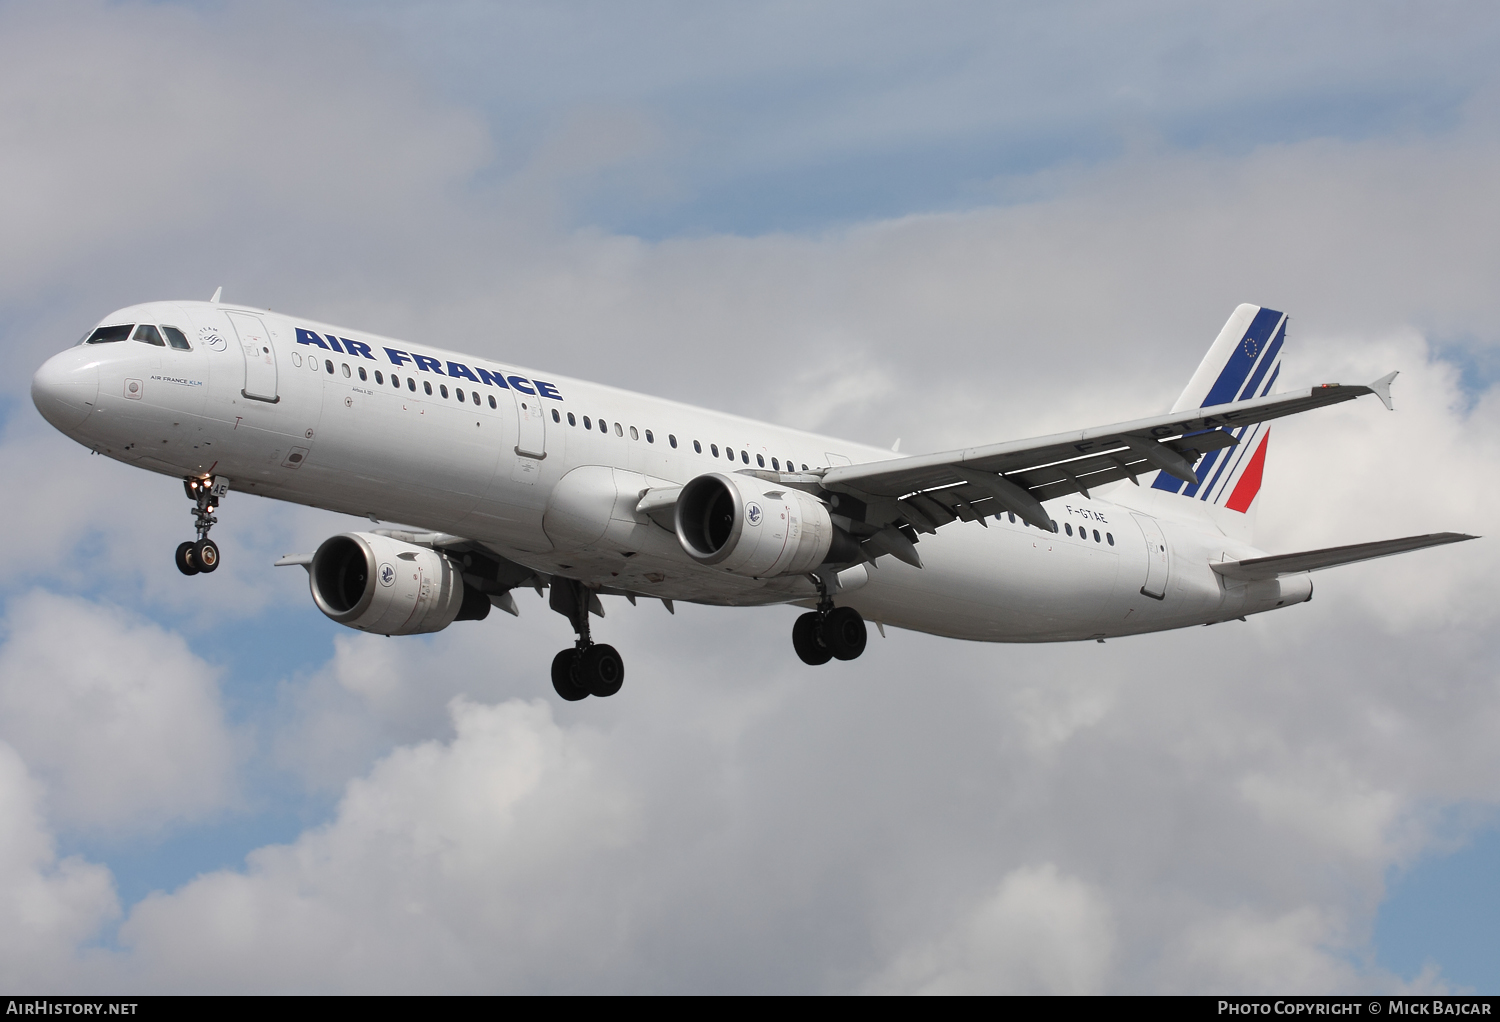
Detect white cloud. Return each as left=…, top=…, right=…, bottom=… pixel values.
left=866, top=863, right=1114, bottom=994
left=0, top=741, right=117, bottom=989
left=118, top=698, right=636, bottom=993
left=0, top=591, right=239, bottom=831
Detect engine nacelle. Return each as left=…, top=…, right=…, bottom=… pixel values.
left=675, top=472, right=854, bottom=578
left=309, top=532, right=489, bottom=636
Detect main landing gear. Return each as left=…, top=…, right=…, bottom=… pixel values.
left=548, top=578, right=624, bottom=701
left=791, top=577, right=868, bottom=665
left=175, top=476, right=222, bottom=576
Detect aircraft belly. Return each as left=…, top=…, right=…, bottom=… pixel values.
left=845, top=518, right=1123, bottom=641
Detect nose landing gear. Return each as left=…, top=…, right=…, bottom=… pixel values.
left=548, top=578, right=625, bottom=700
left=175, top=476, right=224, bottom=576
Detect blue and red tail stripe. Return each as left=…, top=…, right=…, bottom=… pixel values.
left=1152, top=308, right=1285, bottom=505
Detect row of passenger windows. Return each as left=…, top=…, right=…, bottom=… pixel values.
left=85, top=323, right=192, bottom=350
left=298, top=351, right=818, bottom=471
left=549, top=409, right=812, bottom=471
left=1000, top=510, right=1116, bottom=546
left=299, top=354, right=504, bottom=408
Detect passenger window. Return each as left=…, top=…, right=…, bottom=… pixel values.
left=86, top=325, right=134, bottom=344
left=583, top=416, right=591, bottom=429
left=310, top=358, right=319, bottom=372
left=1009, top=513, right=1016, bottom=524
left=646, top=430, right=654, bottom=443
left=772, top=458, right=779, bottom=470
left=694, top=441, right=701, bottom=453
left=358, top=367, right=367, bottom=381
left=325, top=360, right=334, bottom=374
left=132, top=325, right=166, bottom=346
left=742, top=451, right=749, bottom=464
left=161, top=326, right=191, bottom=350
left=455, top=388, right=464, bottom=401
left=1106, top=532, right=1114, bottom=546
left=711, top=444, right=719, bottom=457
left=615, top=422, right=623, bottom=437
left=489, top=395, right=497, bottom=409
left=552, top=409, right=560, bottom=422
left=629, top=426, right=639, bottom=440
left=473, top=392, right=480, bottom=406
left=424, top=381, right=432, bottom=395
left=443, top=385, right=452, bottom=398
left=342, top=364, right=351, bottom=377
left=1093, top=529, right=1101, bottom=542
left=600, top=419, right=608, bottom=433
left=408, top=378, right=416, bottom=391
left=800, top=463, right=808, bottom=471
left=1065, top=523, right=1073, bottom=536
left=669, top=434, right=677, bottom=448
left=568, top=412, right=576, bottom=426
left=756, top=454, right=765, bottom=467
left=375, top=370, right=383, bottom=384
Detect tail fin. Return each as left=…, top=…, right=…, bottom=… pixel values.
left=1133, top=304, right=1287, bottom=543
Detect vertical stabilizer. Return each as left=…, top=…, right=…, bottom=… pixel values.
left=1125, top=304, right=1286, bottom=544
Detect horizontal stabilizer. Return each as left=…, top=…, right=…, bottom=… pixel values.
left=1211, top=532, right=1477, bottom=581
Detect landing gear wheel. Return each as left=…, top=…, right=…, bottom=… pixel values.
left=551, top=649, right=589, bottom=701
left=824, top=606, right=867, bottom=661
left=193, top=538, right=220, bottom=573
left=175, top=541, right=200, bottom=576
left=792, top=612, right=832, bottom=665
left=578, top=643, right=624, bottom=697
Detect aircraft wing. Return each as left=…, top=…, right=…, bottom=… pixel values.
left=1211, top=532, right=1477, bottom=581
left=818, top=374, right=1399, bottom=534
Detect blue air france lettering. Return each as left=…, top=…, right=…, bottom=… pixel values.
left=293, top=328, right=564, bottom=400
left=32, top=298, right=1475, bottom=701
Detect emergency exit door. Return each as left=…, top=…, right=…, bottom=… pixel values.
left=511, top=390, right=547, bottom=482
left=1132, top=512, right=1170, bottom=600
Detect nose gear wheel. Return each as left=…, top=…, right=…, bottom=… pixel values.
left=176, top=476, right=224, bottom=576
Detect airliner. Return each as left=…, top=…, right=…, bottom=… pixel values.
left=31, top=295, right=1474, bottom=700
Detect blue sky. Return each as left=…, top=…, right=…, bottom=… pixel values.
left=0, top=0, right=1497, bottom=993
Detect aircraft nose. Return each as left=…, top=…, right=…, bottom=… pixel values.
left=31, top=349, right=100, bottom=432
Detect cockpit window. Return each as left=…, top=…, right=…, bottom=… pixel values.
left=132, top=325, right=166, bottom=346
left=86, top=325, right=134, bottom=344
left=161, top=326, right=191, bottom=350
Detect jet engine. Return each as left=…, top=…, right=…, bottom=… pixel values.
left=674, top=472, right=859, bottom=578
left=309, top=532, right=491, bottom=636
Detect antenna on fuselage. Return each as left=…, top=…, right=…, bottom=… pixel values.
left=209, top=286, right=222, bottom=304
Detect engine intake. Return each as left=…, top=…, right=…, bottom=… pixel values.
left=675, top=472, right=854, bottom=577
left=309, top=532, right=488, bottom=636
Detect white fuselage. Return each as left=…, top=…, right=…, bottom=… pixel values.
left=32, top=300, right=1311, bottom=643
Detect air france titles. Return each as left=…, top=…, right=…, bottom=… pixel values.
left=294, top=329, right=563, bottom=401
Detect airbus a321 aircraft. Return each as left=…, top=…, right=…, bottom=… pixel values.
left=31, top=296, right=1474, bottom=700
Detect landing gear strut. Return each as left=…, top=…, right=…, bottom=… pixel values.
left=791, top=574, right=867, bottom=665
left=548, top=578, right=624, bottom=700
left=175, top=476, right=222, bottom=576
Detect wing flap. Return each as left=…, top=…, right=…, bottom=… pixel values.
left=1211, top=532, right=1477, bottom=581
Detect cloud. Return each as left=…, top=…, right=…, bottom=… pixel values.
left=118, top=698, right=636, bottom=993
left=866, top=863, right=1115, bottom=994
left=0, top=741, right=117, bottom=989
left=0, top=591, right=239, bottom=831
